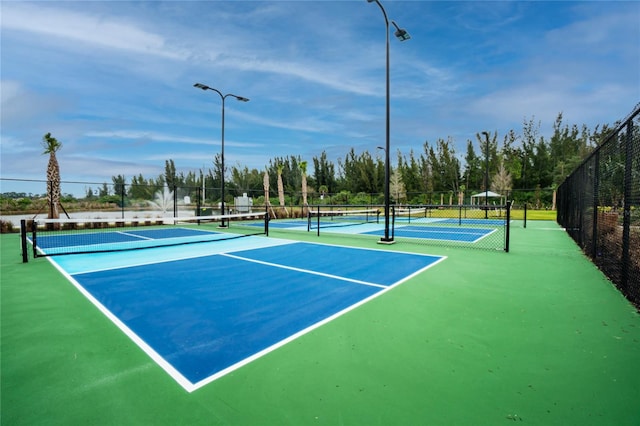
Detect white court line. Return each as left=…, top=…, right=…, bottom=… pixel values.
left=115, top=231, right=154, bottom=240
left=221, top=252, right=388, bottom=289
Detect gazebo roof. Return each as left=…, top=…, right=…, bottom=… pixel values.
left=470, top=191, right=503, bottom=198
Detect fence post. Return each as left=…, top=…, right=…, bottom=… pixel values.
left=30, top=220, right=38, bottom=259
left=591, top=151, right=600, bottom=260
left=20, top=220, right=28, bottom=263
left=505, top=201, right=511, bottom=252
left=621, top=119, right=634, bottom=292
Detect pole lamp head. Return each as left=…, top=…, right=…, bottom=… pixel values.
left=194, top=83, right=210, bottom=90
left=234, top=96, right=250, bottom=102
left=391, top=21, right=411, bottom=41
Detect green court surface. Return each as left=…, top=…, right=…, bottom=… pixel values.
left=2, top=220, right=639, bottom=425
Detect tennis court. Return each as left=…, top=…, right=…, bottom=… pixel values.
left=36, top=223, right=444, bottom=392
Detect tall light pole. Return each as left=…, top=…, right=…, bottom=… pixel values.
left=482, top=131, right=490, bottom=219
left=366, top=0, right=410, bottom=244
left=194, top=83, right=249, bottom=227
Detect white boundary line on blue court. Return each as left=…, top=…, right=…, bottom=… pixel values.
left=222, top=252, right=388, bottom=289
left=46, top=257, right=196, bottom=391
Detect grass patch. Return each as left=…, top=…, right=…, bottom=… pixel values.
left=510, top=209, right=557, bottom=221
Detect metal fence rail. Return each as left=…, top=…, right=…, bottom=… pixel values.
left=557, top=103, right=640, bottom=308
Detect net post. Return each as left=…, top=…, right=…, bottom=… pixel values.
left=316, top=205, right=320, bottom=237
left=121, top=191, right=125, bottom=219
left=505, top=200, right=511, bottom=252
left=173, top=184, right=178, bottom=218
left=196, top=186, right=202, bottom=225
left=391, top=205, right=395, bottom=240
left=264, top=206, right=269, bottom=236
left=20, top=219, right=28, bottom=263
left=523, top=202, right=527, bottom=228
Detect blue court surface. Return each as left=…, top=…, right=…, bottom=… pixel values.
left=50, top=236, right=445, bottom=392
left=364, top=224, right=497, bottom=242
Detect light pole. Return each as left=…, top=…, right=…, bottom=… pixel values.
left=366, top=0, right=410, bottom=244
left=194, top=83, right=249, bottom=227
left=482, top=131, right=490, bottom=219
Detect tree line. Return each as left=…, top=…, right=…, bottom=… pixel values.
left=92, top=113, right=612, bottom=207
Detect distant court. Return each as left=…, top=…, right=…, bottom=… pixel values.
left=270, top=215, right=499, bottom=243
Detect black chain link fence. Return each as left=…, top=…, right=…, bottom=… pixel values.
left=557, top=103, right=640, bottom=309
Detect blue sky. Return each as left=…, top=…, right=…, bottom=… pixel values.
left=1, top=0, right=639, bottom=196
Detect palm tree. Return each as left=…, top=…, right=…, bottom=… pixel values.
left=263, top=170, right=270, bottom=204
left=276, top=163, right=288, bottom=217
left=42, top=132, right=62, bottom=219
left=263, top=169, right=276, bottom=219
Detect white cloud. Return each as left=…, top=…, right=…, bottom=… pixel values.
left=85, top=130, right=263, bottom=149
left=1, top=2, right=188, bottom=60
left=0, top=80, right=71, bottom=128
left=217, top=55, right=377, bottom=97
left=86, top=130, right=208, bottom=145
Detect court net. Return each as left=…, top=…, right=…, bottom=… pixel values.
left=307, top=207, right=380, bottom=235
left=20, top=211, right=268, bottom=262
left=389, top=204, right=511, bottom=251
left=299, top=204, right=510, bottom=251
left=393, top=207, right=429, bottom=222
